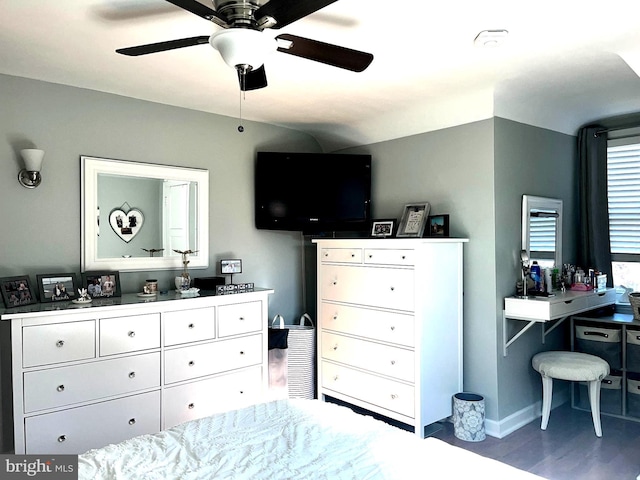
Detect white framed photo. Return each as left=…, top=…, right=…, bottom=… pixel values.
left=396, top=203, right=430, bottom=237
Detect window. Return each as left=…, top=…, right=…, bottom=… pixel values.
left=607, top=137, right=640, bottom=298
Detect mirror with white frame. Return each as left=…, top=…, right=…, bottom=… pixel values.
left=81, top=156, right=209, bottom=272
left=522, top=195, right=563, bottom=269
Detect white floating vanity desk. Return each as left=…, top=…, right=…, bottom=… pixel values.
left=503, top=288, right=617, bottom=356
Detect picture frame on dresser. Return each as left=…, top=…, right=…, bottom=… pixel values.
left=396, top=202, right=430, bottom=237
left=0, top=275, right=38, bottom=308
left=36, top=273, right=78, bottom=302
left=81, top=271, right=121, bottom=298
left=426, top=214, right=450, bottom=237
left=371, top=219, right=396, bottom=237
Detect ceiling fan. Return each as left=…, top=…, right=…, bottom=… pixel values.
left=116, top=0, right=374, bottom=91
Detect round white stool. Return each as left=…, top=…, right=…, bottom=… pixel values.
left=532, top=351, right=610, bottom=437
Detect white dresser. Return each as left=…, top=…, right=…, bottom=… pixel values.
left=313, top=238, right=467, bottom=437
left=0, top=289, right=273, bottom=454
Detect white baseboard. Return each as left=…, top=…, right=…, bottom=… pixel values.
left=485, top=390, right=570, bottom=439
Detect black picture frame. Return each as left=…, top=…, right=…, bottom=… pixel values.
left=427, top=214, right=450, bottom=237
left=81, top=271, right=121, bottom=298
left=36, top=273, right=78, bottom=302
left=221, top=259, right=242, bottom=274
left=371, top=219, right=396, bottom=238
left=396, top=202, right=431, bottom=238
left=0, top=275, right=38, bottom=308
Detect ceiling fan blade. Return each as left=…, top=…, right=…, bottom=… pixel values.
left=116, top=36, right=210, bottom=56
left=238, top=65, right=268, bottom=91
left=276, top=34, right=373, bottom=72
left=164, top=0, right=227, bottom=25
left=255, top=0, right=338, bottom=29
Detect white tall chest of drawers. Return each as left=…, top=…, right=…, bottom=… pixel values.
left=313, top=238, right=467, bottom=437
left=0, top=289, right=272, bottom=454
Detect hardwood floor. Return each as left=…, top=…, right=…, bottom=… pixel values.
left=432, top=403, right=640, bottom=480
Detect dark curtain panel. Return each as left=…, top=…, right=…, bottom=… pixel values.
left=577, top=126, right=612, bottom=284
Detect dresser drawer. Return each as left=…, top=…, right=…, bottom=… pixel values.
left=23, top=321, right=95, bottom=368
left=364, top=248, right=414, bottom=266
left=321, top=332, right=414, bottom=382
left=24, top=391, right=160, bottom=454
left=320, top=265, right=414, bottom=311
left=321, top=361, right=414, bottom=418
left=164, top=334, right=262, bottom=384
left=164, top=307, right=216, bottom=346
left=23, top=352, right=160, bottom=413
left=320, top=248, right=362, bottom=264
left=218, top=301, right=262, bottom=337
left=99, top=313, right=160, bottom=356
left=163, top=366, right=262, bottom=429
left=321, top=303, right=414, bottom=347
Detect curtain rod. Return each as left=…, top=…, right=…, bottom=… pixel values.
left=595, top=125, right=640, bottom=137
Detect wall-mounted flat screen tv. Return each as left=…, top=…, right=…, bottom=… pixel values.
left=255, top=152, right=372, bottom=234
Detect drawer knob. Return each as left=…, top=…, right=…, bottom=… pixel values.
left=128, top=331, right=136, bottom=338
left=129, top=371, right=136, bottom=379
left=390, top=360, right=396, bottom=365
left=332, top=281, right=337, bottom=286
left=56, top=340, right=65, bottom=348
left=333, top=375, right=339, bottom=381
left=324, top=252, right=329, bottom=257
left=333, top=345, right=338, bottom=351
left=239, top=317, right=245, bottom=321
left=351, top=253, right=355, bottom=257
left=56, top=385, right=65, bottom=392
left=401, top=255, right=406, bottom=260
left=332, top=315, right=338, bottom=321
left=240, top=390, right=244, bottom=395
left=188, top=323, right=195, bottom=329
left=128, top=418, right=136, bottom=425
left=188, top=403, right=195, bottom=409
left=188, top=360, right=195, bottom=367
left=390, top=286, right=395, bottom=291
left=57, top=435, right=66, bottom=443
left=391, top=394, right=398, bottom=400
left=390, top=326, right=395, bottom=331
left=240, top=350, right=245, bottom=355
left=368, top=254, right=373, bottom=258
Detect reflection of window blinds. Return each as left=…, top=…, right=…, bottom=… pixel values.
left=530, top=212, right=557, bottom=258
left=607, top=143, right=640, bottom=255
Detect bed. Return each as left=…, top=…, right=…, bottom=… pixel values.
left=79, top=399, right=546, bottom=479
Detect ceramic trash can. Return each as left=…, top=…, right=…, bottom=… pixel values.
left=453, top=392, right=486, bottom=442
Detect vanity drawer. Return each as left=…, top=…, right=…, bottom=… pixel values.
left=321, top=361, right=414, bottom=418
left=163, top=366, right=262, bottom=429
left=25, top=391, right=160, bottom=454
left=164, top=307, right=216, bottom=346
left=364, top=249, right=414, bottom=266
left=321, top=302, right=414, bottom=347
left=321, top=332, right=414, bottom=382
left=22, top=321, right=96, bottom=368
left=320, top=248, right=363, bottom=264
left=99, top=313, right=160, bottom=356
left=218, top=301, right=262, bottom=337
left=589, top=289, right=617, bottom=308
left=23, top=352, right=160, bottom=413
left=320, top=265, right=414, bottom=311
left=164, top=334, right=262, bottom=384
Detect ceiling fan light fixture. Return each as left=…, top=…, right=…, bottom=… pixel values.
left=210, top=28, right=276, bottom=70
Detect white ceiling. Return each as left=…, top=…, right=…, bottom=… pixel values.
left=2, top=0, right=640, bottom=151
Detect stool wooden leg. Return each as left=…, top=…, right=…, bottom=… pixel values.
left=588, top=379, right=603, bottom=437
left=540, top=375, right=553, bottom=430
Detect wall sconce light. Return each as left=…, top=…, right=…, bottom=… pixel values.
left=18, top=149, right=45, bottom=188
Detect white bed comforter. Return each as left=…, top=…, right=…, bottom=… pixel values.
left=79, top=399, right=545, bottom=480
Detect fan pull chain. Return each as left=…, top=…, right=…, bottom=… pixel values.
left=238, top=72, right=245, bottom=133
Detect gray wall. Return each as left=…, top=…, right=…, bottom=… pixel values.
left=339, top=118, right=577, bottom=429
left=1, top=73, right=579, bottom=438
left=0, top=73, right=321, bottom=322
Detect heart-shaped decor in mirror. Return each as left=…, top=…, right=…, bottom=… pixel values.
left=109, top=206, right=144, bottom=243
